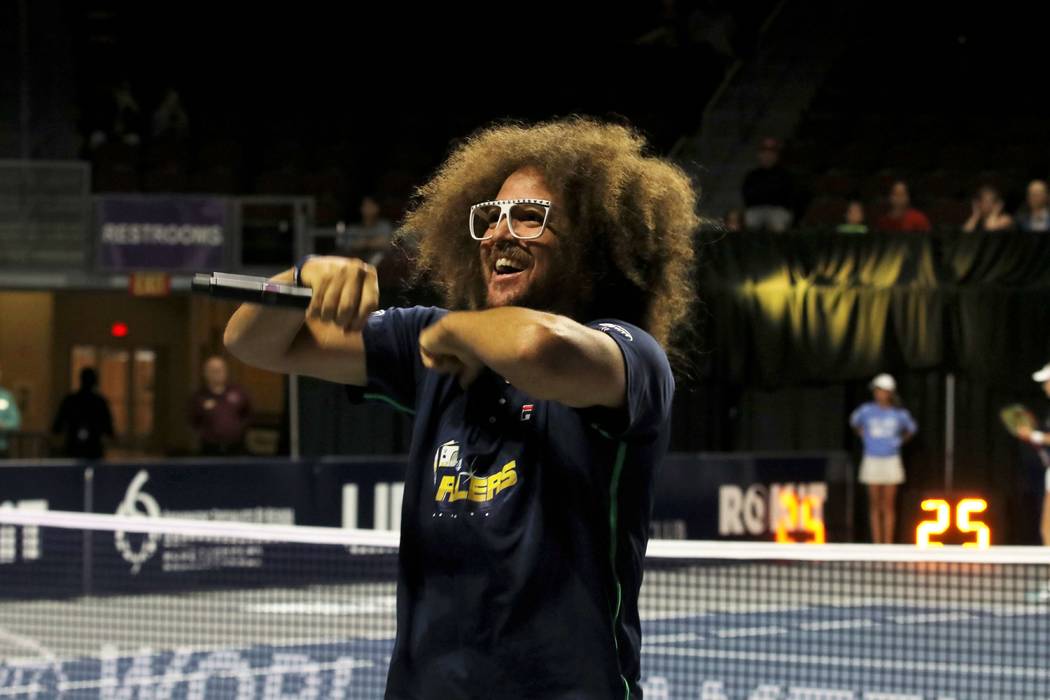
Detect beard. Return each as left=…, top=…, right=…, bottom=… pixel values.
left=493, top=277, right=568, bottom=314
left=483, top=256, right=584, bottom=318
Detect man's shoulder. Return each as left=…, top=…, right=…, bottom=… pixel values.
left=588, top=319, right=673, bottom=384
left=589, top=319, right=645, bottom=342
left=587, top=319, right=667, bottom=358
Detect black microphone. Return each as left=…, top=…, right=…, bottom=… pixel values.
left=191, top=272, right=312, bottom=308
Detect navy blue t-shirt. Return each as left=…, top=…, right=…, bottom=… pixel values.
left=353, top=307, right=674, bottom=700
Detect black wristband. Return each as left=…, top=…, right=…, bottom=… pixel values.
left=293, top=255, right=317, bottom=287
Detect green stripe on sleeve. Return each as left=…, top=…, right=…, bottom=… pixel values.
left=362, top=392, right=415, bottom=415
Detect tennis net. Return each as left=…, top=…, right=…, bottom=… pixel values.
left=1, top=509, right=1048, bottom=699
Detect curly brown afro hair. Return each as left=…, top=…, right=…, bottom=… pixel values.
left=398, top=117, right=699, bottom=349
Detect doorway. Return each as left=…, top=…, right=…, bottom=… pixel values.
left=69, top=345, right=161, bottom=457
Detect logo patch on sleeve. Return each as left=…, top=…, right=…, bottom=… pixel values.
left=597, top=323, right=633, bottom=341
left=520, top=404, right=534, bottom=421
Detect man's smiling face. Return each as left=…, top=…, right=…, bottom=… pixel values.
left=478, top=167, right=564, bottom=310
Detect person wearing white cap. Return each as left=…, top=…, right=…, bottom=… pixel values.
left=849, top=373, right=918, bottom=543
left=1014, top=362, right=1050, bottom=547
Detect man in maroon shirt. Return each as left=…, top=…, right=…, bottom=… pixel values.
left=188, top=355, right=252, bottom=456
left=876, top=180, right=932, bottom=232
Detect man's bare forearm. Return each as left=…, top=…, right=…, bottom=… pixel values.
left=428, top=307, right=625, bottom=408
left=223, top=269, right=306, bottom=369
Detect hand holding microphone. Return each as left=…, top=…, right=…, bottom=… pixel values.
left=299, top=256, right=379, bottom=332
left=195, top=256, right=379, bottom=332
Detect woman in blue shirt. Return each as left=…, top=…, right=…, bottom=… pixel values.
left=850, top=374, right=917, bottom=543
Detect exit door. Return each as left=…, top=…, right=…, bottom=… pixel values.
left=70, top=345, right=161, bottom=456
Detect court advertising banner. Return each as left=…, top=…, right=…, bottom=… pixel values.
left=0, top=452, right=852, bottom=599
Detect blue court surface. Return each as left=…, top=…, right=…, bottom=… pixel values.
left=1, top=599, right=1046, bottom=700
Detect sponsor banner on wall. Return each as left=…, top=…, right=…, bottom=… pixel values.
left=313, top=457, right=407, bottom=531
left=89, top=460, right=313, bottom=592
left=315, top=453, right=853, bottom=543
left=95, top=196, right=227, bottom=271
left=0, top=464, right=85, bottom=598
left=650, top=453, right=853, bottom=542
left=0, top=452, right=852, bottom=601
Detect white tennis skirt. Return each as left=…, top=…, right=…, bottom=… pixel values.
left=859, top=455, right=905, bottom=485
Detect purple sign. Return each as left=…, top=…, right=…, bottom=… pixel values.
left=96, top=196, right=227, bottom=271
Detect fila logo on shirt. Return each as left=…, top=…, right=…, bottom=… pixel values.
left=520, top=404, right=534, bottom=421
left=432, top=440, right=518, bottom=513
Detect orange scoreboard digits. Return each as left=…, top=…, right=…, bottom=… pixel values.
left=915, top=498, right=990, bottom=549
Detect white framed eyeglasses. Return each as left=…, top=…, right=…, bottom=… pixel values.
left=468, top=198, right=552, bottom=240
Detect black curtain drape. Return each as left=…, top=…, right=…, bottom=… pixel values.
left=693, top=231, right=1050, bottom=386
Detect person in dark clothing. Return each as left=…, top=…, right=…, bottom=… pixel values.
left=224, top=118, right=697, bottom=699
left=1015, top=179, right=1050, bottom=232
left=52, top=368, right=114, bottom=459
left=188, top=355, right=252, bottom=456
left=742, top=136, right=796, bottom=232
left=963, top=184, right=1014, bottom=232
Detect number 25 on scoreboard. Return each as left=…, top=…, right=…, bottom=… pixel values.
left=915, top=498, right=990, bottom=549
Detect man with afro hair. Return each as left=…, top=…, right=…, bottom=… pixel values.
left=226, top=117, right=699, bottom=699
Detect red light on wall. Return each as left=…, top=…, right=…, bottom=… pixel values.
left=110, top=322, right=129, bottom=338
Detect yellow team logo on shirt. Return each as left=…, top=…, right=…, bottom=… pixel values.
left=432, top=440, right=518, bottom=509
left=435, top=461, right=518, bottom=503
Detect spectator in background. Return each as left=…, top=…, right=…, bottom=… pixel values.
left=336, top=195, right=395, bottom=264
left=87, top=79, right=142, bottom=150
left=0, top=362, right=22, bottom=458
left=151, top=87, right=190, bottom=140
left=1015, top=180, right=1050, bottom=232
left=723, top=208, right=744, bottom=232
left=189, top=356, right=252, bottom=456
left=110, top=80, right=142, bottom=146
left=52, top=368, right=114, bottom=460
left=742, top=137, right=795, bottom=232
left=1017, top=363, right=1050, bottom=602
left=836, top=199, right=869, bottom=234
left=876, top=181, right=931, bottom=232
left=850, top=374, right=917, bottom=544
left=1013, top=362, right=1050, bottom=549
left=963, top=184, right=1014, bottom=232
